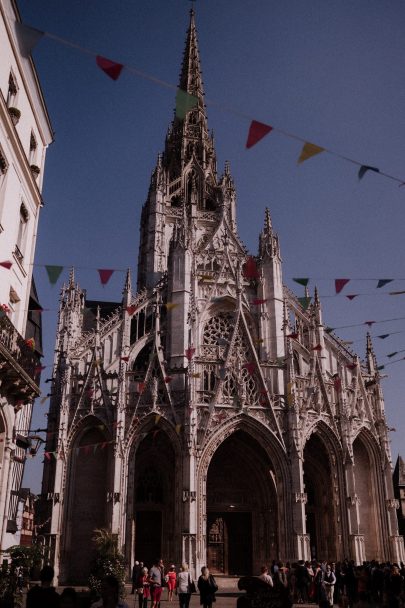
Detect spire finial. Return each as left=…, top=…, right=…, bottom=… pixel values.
left=264, top=207, right=273, bottom=233
left=68, top=267, right=75, bottom=289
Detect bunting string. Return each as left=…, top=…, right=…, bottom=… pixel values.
left=14, top=21, right=405, bottom=188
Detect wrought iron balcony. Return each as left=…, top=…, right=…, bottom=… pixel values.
left=0, top=314, right=41, bottom=401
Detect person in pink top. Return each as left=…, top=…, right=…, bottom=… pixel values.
left=166, top=565, right=177, bottom=601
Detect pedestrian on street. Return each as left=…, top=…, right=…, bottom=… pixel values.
left=197, top=566, right=218, bottom=608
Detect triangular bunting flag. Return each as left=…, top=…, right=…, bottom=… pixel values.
left=335, top=279, right=350, bottom=294
left=98, top=268, right=114, bottom=285
left=312, top=344, right=322, bottom=351
left=120, top=356, right=129, bottom=362
left=243, top=257, right=259, bottom=280
left=185, top=347, right=195, bottom=361
left=15, top=22, right=45, bottom=57
left=377, top=365, right=385, bottom=371
left=165, top=302, right=179, bottom=310
left=287, top=332, right=299, bottom=339
left=325, top=326, right=334, bottom=333
left=346, top=363, right=357, bottom=370
left=45, top=265, right=63, bottom=285
left=346, top=294, right=358, bottom=300
left=298, top=296, right=311, bottom=310
left=298, top=142, right=325, bottom=164
left=175, top=88, right=198, bottom=119
left=246, top=120, right=273, bottom=149
left=377, top=334, right=390, bottom=339
left=243, top=362, right=255, bottom=376
left=164, top=376, right=172, bottom=383
left=251, top=298, right=267, bottom=305
left=358, top=165, right=380, bottom=180
left=126, top=305, right=137, bottom=315
left=0, top=261, right=13, bottom=269
left=333, top=376, right=342, bottom=391
left=377, top=279, right=393, bottom=289
left=96, top=55, right=124, bottom=81
left=175, top=424, right=181, bottom=435
left=293, top=278, right=309, bottom=287
left=387, top=352, right=398, bottom=358
left=364, top=320, right=376, bottom=327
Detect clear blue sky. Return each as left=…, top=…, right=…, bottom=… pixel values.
left=19, top=0, right=405, bottom=491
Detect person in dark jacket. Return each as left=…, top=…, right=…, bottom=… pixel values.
left=26, top=565, right=60, bottom=608
left=197, top=567, right=217, bottom=608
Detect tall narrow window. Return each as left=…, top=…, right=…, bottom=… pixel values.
left=15, top=203, right=29, bottom=262
left=29, top=132, right=37, bottom=164
left=7, top=72, right=18, bottom=107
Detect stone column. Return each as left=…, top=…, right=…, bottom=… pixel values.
left=290, top=451, right=310, bottom=561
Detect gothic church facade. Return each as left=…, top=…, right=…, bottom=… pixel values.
left=39, top=11, right=404, bottom=583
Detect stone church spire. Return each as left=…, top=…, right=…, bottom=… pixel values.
left=137, top=11, right=226, bottom=291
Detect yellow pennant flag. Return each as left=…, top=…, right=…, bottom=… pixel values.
left=155, top=414, right=161, bottom=425
left=175, top=424, right=182, bottom=435
left=165, top=302, right=179, bottom=311
left=298, top=142, right=325, bottom=164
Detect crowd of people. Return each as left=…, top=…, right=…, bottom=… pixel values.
left=20, top=557, right=405, bottom=608
left=131, top=559, right=218, bottom=608
left=258, top=559, right=405, bottom=608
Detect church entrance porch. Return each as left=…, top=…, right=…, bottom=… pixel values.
left=131, top=429, right=176, bottom=567
left=205, top=430, right=278, bottom=576
left=303, top=433, right=338, bottom=561
left=207, top=512, right=252, bottom=575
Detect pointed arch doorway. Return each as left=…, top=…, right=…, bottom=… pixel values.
left=133, top=430, right=176, bottom=567
left=303, top=433, right=337, bottom=560
left=206, top=430, right=278, bottom=576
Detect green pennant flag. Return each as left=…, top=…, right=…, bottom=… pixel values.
left=175, top=88, right=198, bottom=119
left=293, top=278, right=309, bottom=287
left=298, top=296, right=311, bottom=310
left=45, top=265, right=64, bottom=285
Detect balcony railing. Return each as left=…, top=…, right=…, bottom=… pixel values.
left=0, top=314, right=41, bottom=398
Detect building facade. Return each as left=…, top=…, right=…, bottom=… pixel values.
left=393, top=456, right=405, bottom=539
left=0, top=0, right=52, bottom=550
left=38, top=11, right=404, bottom=584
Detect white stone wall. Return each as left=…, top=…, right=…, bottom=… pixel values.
left=0, top=0, right=52, bottom=335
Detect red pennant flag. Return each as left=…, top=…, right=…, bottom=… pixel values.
left=243, top=362, right=255, bottom=375
left=346, top=363, right=357, bottom=370
left=252, top=298, right=267, bottom=305
left=335, top=279, right=350, bottom=294
left=98, top=268, right=114, bottom=285
left=138, top=382, right=145, bottom=394
left=126, top=305, right=137, bottom=315
left=346, top=294, right=358, bottom=300
left=0, top=261, right=12, bottom=269
left=333, top=376, right=341, bottom=391
left=287, top=332, right=299, bottom=339
left=312, top=344, right=322, bottom=351
left=246, top=120, right=273, bottom=149
left=96, top=55, right=124, bottom=81
left=164, top=376, right=172, bottom=383
left=185, top=347, right=195, bottom=361
left=44, top=451, right=51, bottom=460
left=243, top=257, right=259, bottom=279
left=120, top=356, right=129, bottom=362
left=25, top=338, right=35, bottom=351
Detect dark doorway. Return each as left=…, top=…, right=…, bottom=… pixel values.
left=135, top=511, right=162, bottom=568
left=207, top=512, right=252, bottom=575
left=206, top=431, right=277, bottom=575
